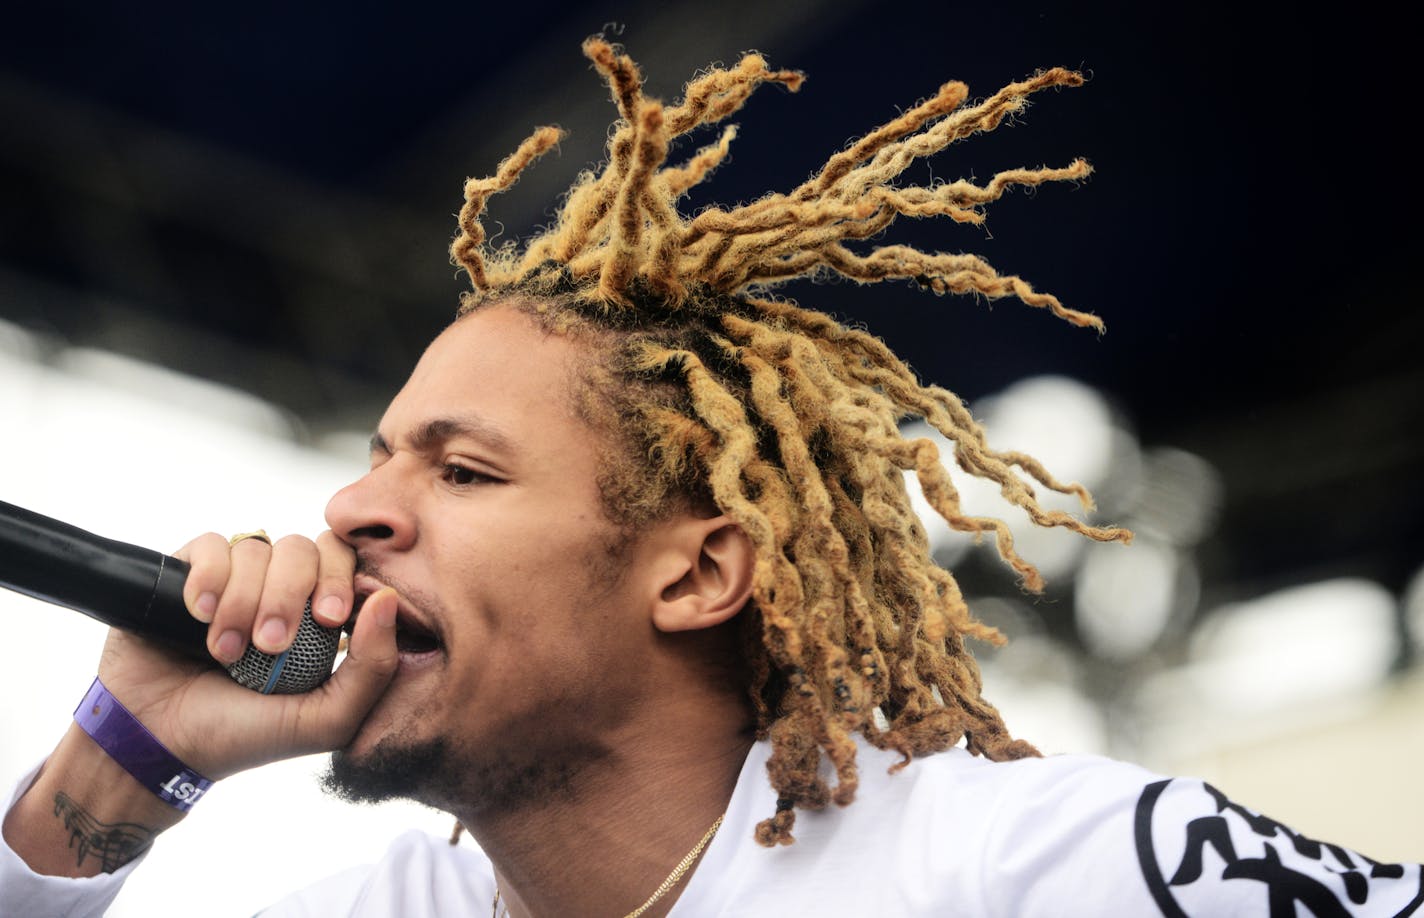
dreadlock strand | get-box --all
[879,400,1118,563]
[850,160,1095,227]
[897,436,1047,591]
[450,126,564,290]
[757,331,922,717]
[758,712,831,845]
[923,566,992,645]
[644,194,687,299]
[710,223,818,291]
[534,168,604,264]
[601,102,669,302]
[659,125,738,197]
[858,462,958,646]
[687,202,883,291]
[583,37,645,123]
[554,42,648,278]
[551,165,621,265]
[994,450,1095,511]
[846,67,1084,195]
[666,346,862,814]
[847,366,1090,524]
[868,187,986,224]
[748,251,825,283]
[956,271,1106,332]
[729,298,1030,797]
[737,342,882,716]
[682,197,876,264]
[693,200,806,261]
[794,79,969,201]
[719,204,897,290]
[661,61,739,136]
[744,299,1124,592]
[948,159,1093,205]
[663,53,802,138]
[810,243,1105,330]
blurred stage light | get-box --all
[1405,562,1424,657]
[1130,447,1222,547]
[0,316,39,363]
[1184,578,1397,716]
[1075,536,1198,660]
[978,375,1116,490]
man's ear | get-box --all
[648,516,755,633]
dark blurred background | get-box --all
[1,2,1419,645]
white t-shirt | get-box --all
[4,741,1421,916]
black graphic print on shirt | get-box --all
[1134,779,1423,917]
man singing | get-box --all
[3,37,1419,917]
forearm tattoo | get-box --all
[52,791,156,872]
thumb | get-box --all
[301,587,400,750]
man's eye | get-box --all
[442,464,487,486]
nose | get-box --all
[324,462,418,552]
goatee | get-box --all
[321,737,452,805]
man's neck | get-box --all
[461,700,754,918]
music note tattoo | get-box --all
[53,792,156,872]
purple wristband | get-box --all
[73,677,213,812]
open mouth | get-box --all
[395,615,442,655]
[347,592,445,659]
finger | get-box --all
[208,537,272,664]
[175,532,232,624]
[253,535,319,654]
[311,530,357,627]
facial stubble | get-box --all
[321,729,596,815]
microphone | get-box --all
[0,499,340,694]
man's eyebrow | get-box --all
[368,416,517,457]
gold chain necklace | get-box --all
[490,813,724,918]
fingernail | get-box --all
[194,592,218,622]
[317,595,344,624]
[258,618,288,652]
[216,629,245,663]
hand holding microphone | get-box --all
[0,512,401,876]
[0,509,402,879]
[0,499,401,781]
[183,528,348,694]
[0,500,339,693]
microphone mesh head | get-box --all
[227,603,341,694]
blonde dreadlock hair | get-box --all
[450,37,1131,846]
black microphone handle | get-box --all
[0,499,207,656]
[0,499,340,693]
